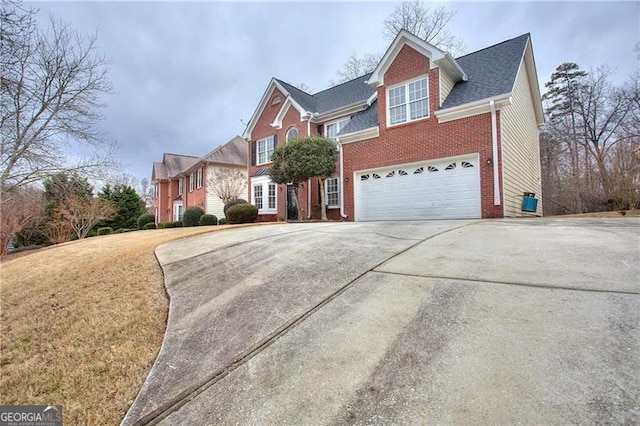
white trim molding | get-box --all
[435,94,513,123]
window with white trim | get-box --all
[154,183,159,199]
[286,127,298,141]
[387,76,429,126]
[325,177,340,208]
[325,118,350,140]
[174,204,183,221]
[178,177,183,195]
[196,168,203,189]
[252,177,277,213]
[189,173,195,192]
[257,135,276,165]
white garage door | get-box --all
[355,155,481,221]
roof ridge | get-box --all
[455,33,530,60]
[163,153,200,158]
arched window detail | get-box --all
[271,96,281,105]
[286,127,298,141]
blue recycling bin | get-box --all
[521,192,538,212]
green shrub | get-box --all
[137,213,155,229]
[114,228,126,234]
[223,199,247,216]
[199,214,217,226]
[226,204,258,224]
[183,207,204,227]
[86,229,98,238]
[143,222,157,230]
[97,227,113,235]
[158,221,183,229]
[218,217,228,225]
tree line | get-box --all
[541,63,639,214]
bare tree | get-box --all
[56,195,117,239]
[138,177,154,211]
[331,1,464,85]
[383,1,465,56]
[331,52,382,85]
[208,168,247,204]
[0,186,45,254]
[0,1,116,195]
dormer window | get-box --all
[387,75,429,126]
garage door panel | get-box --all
[356,156,481,221]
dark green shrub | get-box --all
[137,213,155,229]
[199,214,217,226]
[97,227,113,235]
[114,228,126,234]
[158,221,183,229]
[223,199,247,216]
[218,218,228,225]
[143,222,157,230]
[226,204,258,224]
[183,207,204,227]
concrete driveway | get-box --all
[122,218,640,425]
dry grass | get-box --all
[0,226,234,425]
[549,209,640,218]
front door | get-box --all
[286,184,298,221]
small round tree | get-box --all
[137,213,155,229]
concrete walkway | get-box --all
[122,219,640,425]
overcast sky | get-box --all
[29,1,639,186]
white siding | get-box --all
[500,60,543,217]
[205,165,249,219]
[439,70,456,107]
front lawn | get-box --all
[0,226,227,424]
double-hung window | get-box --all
[253,184,263,210]
[387,76,429,126]
[196,168,203,189]
[325,177,340,208]
[178,177,183,195]
[325,118,350,140]
[257,135,276,165]
[189,173,195,192]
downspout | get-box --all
[338,137,348,219]
[489,100,501,206]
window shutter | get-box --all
[273,134,278,147]
[251,141,256,166]
[317,125,323,136]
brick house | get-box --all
[243,30,544,221]
[152,136,247,223]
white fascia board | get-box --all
[366,92,378,106]
[271,96,307,129]
[366,30,448,88]
[435,94,513,123]
[338,126,379,144]
[313,102,368,123]
[523,39,544,126]
[244,78,291,140]
[435,53,467,82]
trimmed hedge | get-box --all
[143,222,157,230]
[226,204,258,224]
[223,199,247,216]
[97,227,113,235]
[183,207,204,227]
[199,214,217,226]
[137,213,155,229]
[158,221,183,229]
[218,218,228,225]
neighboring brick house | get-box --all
[243,30,544,221]
[152,136,248,223]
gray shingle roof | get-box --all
[277,74,375,115]
[441,33,529,109]
[202,135,247,167]
[161,153,200,178]
[338,100,378,135]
